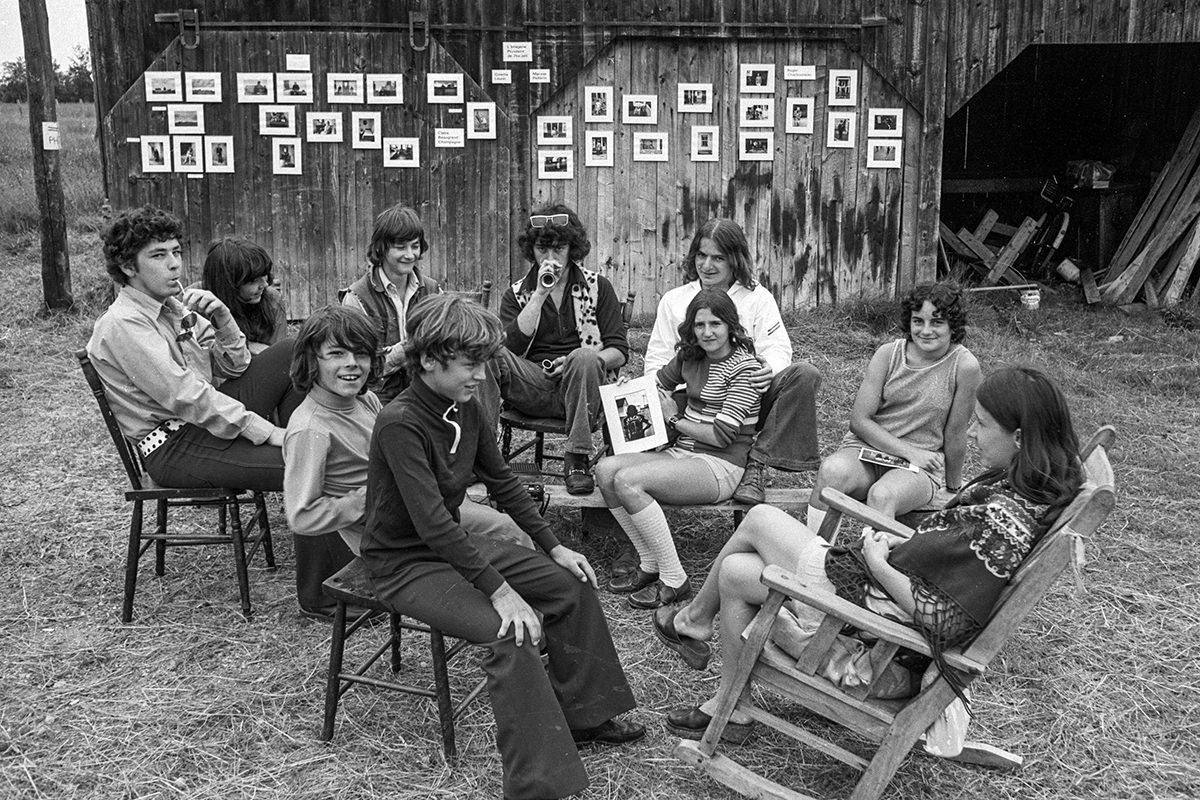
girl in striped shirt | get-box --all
[595,289,762,609]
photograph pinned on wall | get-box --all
[826,110,857,148]
[537,116,572,145]
[144,71,182,102]
[867,107,904,138]
[366,74,404,104]
[785,97,815,134]
[272,137,302,175]
[258,105,296,136]
[739,63,775,94]
[328,73,365,104]
[584,86,613,123]
[276,73,314,103]
[383,137,420,168]
[351,112,381,149]
[167,104,204,134]
[739,131,774,161]
[236,72,275,103]
[739,97,774,128]
[585,130,613,167]
[204,135,234,173]
[600,376,668,455]
[633,132,668,162]
[306,111,343,143]
[690,125,719,162]
[867,138,902,169]
[828,69,859,106]
[172,135,204,173]
[622,94,658,125]
[184,72,222,103]
[538,149,574,180]
[140,135,171,172]
[427,73,464,104]
[677,83,713,113]
[466,102,497,140]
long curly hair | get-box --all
[202,237,284,345]
[517,203,591,266]
[675,288,756,361]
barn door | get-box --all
[102,29,512,318]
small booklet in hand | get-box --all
[600,375,670,455]
[858,447,920,472]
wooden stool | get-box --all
[320,558,486,758]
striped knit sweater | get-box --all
[655,346,761,466]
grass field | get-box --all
[1,105,1199,800]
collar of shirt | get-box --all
[308,383,361,412]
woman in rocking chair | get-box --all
[651,366,1084,745]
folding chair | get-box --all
[320,558,487,758]
[76,350,275,622]
[677,426,1117,800]
[500,289,636,474]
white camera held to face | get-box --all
[538,260,561,288]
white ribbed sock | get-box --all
[609,506,655,573]
[806,504,828,536]
[630,502,687,588]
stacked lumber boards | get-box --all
[1102,104,1200,307]
[940,210,1037,286]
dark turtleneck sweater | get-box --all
[361,374,560,595]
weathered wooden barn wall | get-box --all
[530,37,918,311]
[102,30,511,316]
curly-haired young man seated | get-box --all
[475,204,629,494]
[361,294,644,800]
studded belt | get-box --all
[136,418,186,459]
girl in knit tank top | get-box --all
[806,283,981,534]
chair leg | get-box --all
[227,496,252,619]
[321,600,349,742]
[389,614,403,673]
[122,499,144,623]
[254,491,276,568]
[501,421,513,461]
[534,432,545,473]
[429,628,457,759]
[155,499,168,576]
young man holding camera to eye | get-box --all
[477,204,628,494]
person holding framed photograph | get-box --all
[594,289,761,609]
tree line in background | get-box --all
[0,45,94,103]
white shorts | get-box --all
[663,448,745,501]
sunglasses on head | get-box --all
[530,213,570,228]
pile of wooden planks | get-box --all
[1101,104,1200,307]
[940,210,1037,286]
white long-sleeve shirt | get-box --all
[643,280,794,379]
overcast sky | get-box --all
[1,0,91,66]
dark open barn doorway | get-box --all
[940,43,1200,281]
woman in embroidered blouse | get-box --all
[805,282,981,536]
[595,289,762,610]
[652,366,1084,742]
[200,238,288,354]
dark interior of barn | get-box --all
[939,42,1200,278]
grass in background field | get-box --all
[0,103,105,235]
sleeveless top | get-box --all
[841,339,967,460]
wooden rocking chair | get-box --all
[676,426,1117,800]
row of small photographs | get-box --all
[140,135,234,173]
[581,72,860,124]
[145,71,469,106]
[541,131,903,175]
[257,104,497,143]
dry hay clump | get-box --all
[2,230,1200,800]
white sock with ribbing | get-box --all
[609,506,655,573]
[630,502,687,588]
[806,504,828,535]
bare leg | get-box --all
[866,468,937,517]
[808,448,874,510]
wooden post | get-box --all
[19,0,74,311]
[912,0,950,287]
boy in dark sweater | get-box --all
[361,295,643,800]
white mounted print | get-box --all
[538,149,574,180]
[276,73,314,103]
[467,102,497,139]
[633,132,668,162]
[383,137,420,168]
[690,125,719,162]
[826,111,857,148]
[537,116,572,145]
[306,111,343,143]
[867,138,902,168]
[585,130,613,167]
[272,137,302,175]
[828,69,858,106]
[328,73,365,104]
[366,74,403,104]
[172,135,204,173]
[236,72,274,103]
[738,131,774,161]
[140,135,171,172]
[184,72,222,103]
[427,73,464,104]
[677,83,713,113]
[352,112,381,149]
[739,64,775,94]
[145,71,182,102]
[785,98,814,134]
[739,98,774,128]
[622,94,658,125]
[167,104,204,134]
[204,135,234,173]
[585,86,613,123]
[867,108,904,138]
[259,105,296,136]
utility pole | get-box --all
[20,0,74,311]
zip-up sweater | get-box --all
[361,374,560,596]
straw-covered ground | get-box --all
[2,106,1199,800]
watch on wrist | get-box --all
[667,414,681,431]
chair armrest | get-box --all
[759,564,985,675]
[819,488,917,539]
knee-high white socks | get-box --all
[806,504,828,537]
[609,503,687,588]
